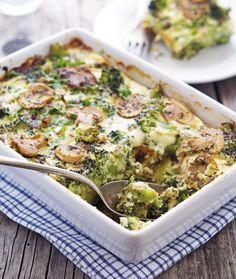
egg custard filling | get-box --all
[144,0,233,59]
[0,38,236,230]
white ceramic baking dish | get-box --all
[1,28,236,263]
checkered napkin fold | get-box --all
[0,168,236,279]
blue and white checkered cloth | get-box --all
[0,171,236,279]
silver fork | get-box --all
[124,26,150,58]
[124,0,150,57]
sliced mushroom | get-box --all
[162,98,193,124]
[179,0,209,19]
[188,128,224,153]
[19,83,54,109]
[74,106,105,126]
[12,134,47,157]
[117,94,143,118]
[59,67,96,88]
[180,154,211,187]
[55,143,87,164]
[28,115,52,129]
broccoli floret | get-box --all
[0,108,9,119]
[140,117,156,132]
[100,66,132,97]
[116,181,163,218]
[44,71,65,89]
[163,176,179,188]
[6,70,19,79]
[178,187,197,203]
[54,58,84,68]
[68,181,98,204]
[100,66,131,97]
[148,0,157,14]
[70,84,101,96]
[76,125,106,143]
[154,158,176,184]
[165,142,178,158]
[139,106,163,132]
[150,84,164,99]
[95,97,116,117]
[82,144,134,189]
[100,66,123,92]
[210,2,230,21]
[81,98,91,106]
[109,130,125,143]
[81,84,100,95]
[148,0,167,15]
[117,86,131,97]
[222,137,236,159]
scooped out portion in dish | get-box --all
[0,38,236,230]
[144,0,233,59]
[117,181,163,219]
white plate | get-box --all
[93,0,236,84]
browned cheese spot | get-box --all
[133,145,156,165]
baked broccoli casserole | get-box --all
[144,0,233,59]
[0,38,236,230]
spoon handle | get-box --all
[0,155,104,200]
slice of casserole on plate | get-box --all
[144,0,233,59]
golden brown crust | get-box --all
[66,38,92,51]
[14,55,44,73]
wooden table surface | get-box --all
[0,0,236,278]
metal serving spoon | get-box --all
[0,155,164,219]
